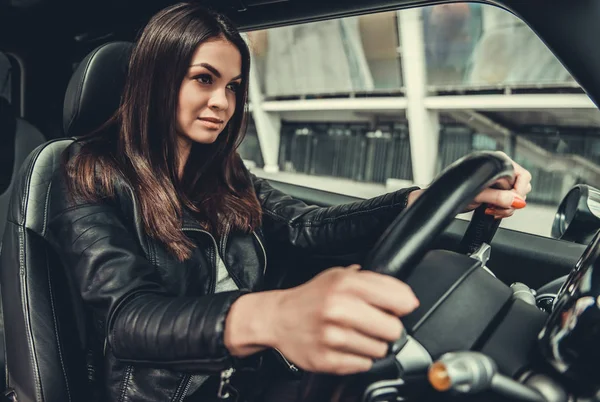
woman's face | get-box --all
[176,38,242,152]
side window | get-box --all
[241,4,600,238]
[0,52,12,102]
[0,51,23,114]
[238,116,264,170]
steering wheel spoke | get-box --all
[361,151,514,281]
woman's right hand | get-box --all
[269,265,419,375]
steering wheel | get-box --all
[298,151,516,402]
[362,151,513,279]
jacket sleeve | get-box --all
[45,197,246,373]
[251,174,420,255]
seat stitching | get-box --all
[41,180,52,237]
[46,253,73,402]
[18,218,44,400]
[13,139,73,400]
[17,147,46,400]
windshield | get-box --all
[239,3,600,238]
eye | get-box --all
[194,74,213,85]
[226,82,241,93]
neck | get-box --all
[177,139,192,179]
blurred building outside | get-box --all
[236,4,600,237]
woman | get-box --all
[47,3,531,401]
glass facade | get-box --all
[424,5,575,89]
[274,120,412,182]
[247,11,403,97]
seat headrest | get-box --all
[63,41,133,137]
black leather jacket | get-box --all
[45,147,418,402]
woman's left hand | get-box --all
[407,152,532,219]
[465,152,532,219]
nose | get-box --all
[208,88,229,111]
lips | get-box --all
[197,117,224,130]
[198,117,224,124]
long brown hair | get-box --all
[66,3,262,261]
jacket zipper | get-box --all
[119,365,134,402]
[176,364,237,400]
[273,348,298,372]
[252,232,268,275]
[182,227,221,293]
[179,229,270,397]
[178,374,214,401]
[217,226,245,289]
[182,227,259,291]
[220,223,230,262]
[176,375,192,402]
[217,367,236,399]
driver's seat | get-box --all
[0,41,132,402]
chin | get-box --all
[189,129,222,144]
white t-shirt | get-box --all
[214,252,239,293]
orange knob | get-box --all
[428,361,452,392]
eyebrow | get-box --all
[190,62,242,81]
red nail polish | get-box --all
[485,208,496,216]
[511,197,526,209]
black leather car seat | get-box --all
[0,41,132,402]
[0,52,46,397]
[0,100,47,240]
[0,53,47,242]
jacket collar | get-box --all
[181,208,205,231]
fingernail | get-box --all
[412,297,420,309]
[485,207,496,216]
[511,196,526,209]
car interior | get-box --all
[2,0,600,401]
